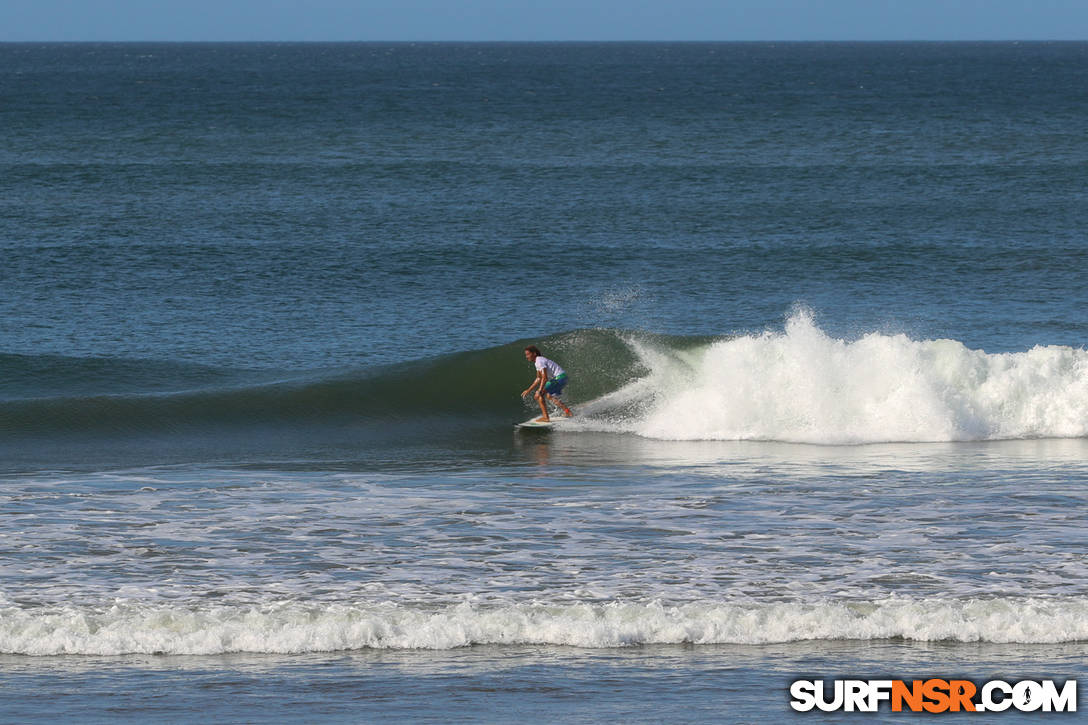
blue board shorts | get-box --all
[544,373,568,397]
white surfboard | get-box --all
[515,417,566,430]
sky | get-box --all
[1,0,1086,42]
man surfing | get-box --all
[521,345,573,422]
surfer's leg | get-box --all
[534,390,551,422]
[543,378,572,417]
[547,393,573,417]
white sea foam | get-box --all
[1,598,1085,656]
[585,311,1088,443]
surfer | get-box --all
[521,345,573,422]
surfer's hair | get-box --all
[524,345,541,356]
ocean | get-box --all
[1,41,1086,722]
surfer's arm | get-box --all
[522,369,546,397]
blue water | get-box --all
[1,42,1087,722]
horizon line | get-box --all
[2,38,1086,43]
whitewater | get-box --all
[3,436,1085,661]
[4,598,1087,656]
[575,311,1088,444]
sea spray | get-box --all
[584,311,1088,443]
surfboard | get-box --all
[515,418,563,430]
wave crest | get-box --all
[580,311,1088,443]
[2,597,1084,656]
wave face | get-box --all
[2,598,1084,656]
[0,333,625,436]
[580,311,1088,444]
[3,314,1087,444]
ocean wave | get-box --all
[577,310,1088,443]
[0,330,646,436]
[4,315,1087,443]
[1,598,1084,656]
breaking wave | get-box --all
[578,310,1088,443]
[2,597,1084,656]
[4,312,1087,444]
